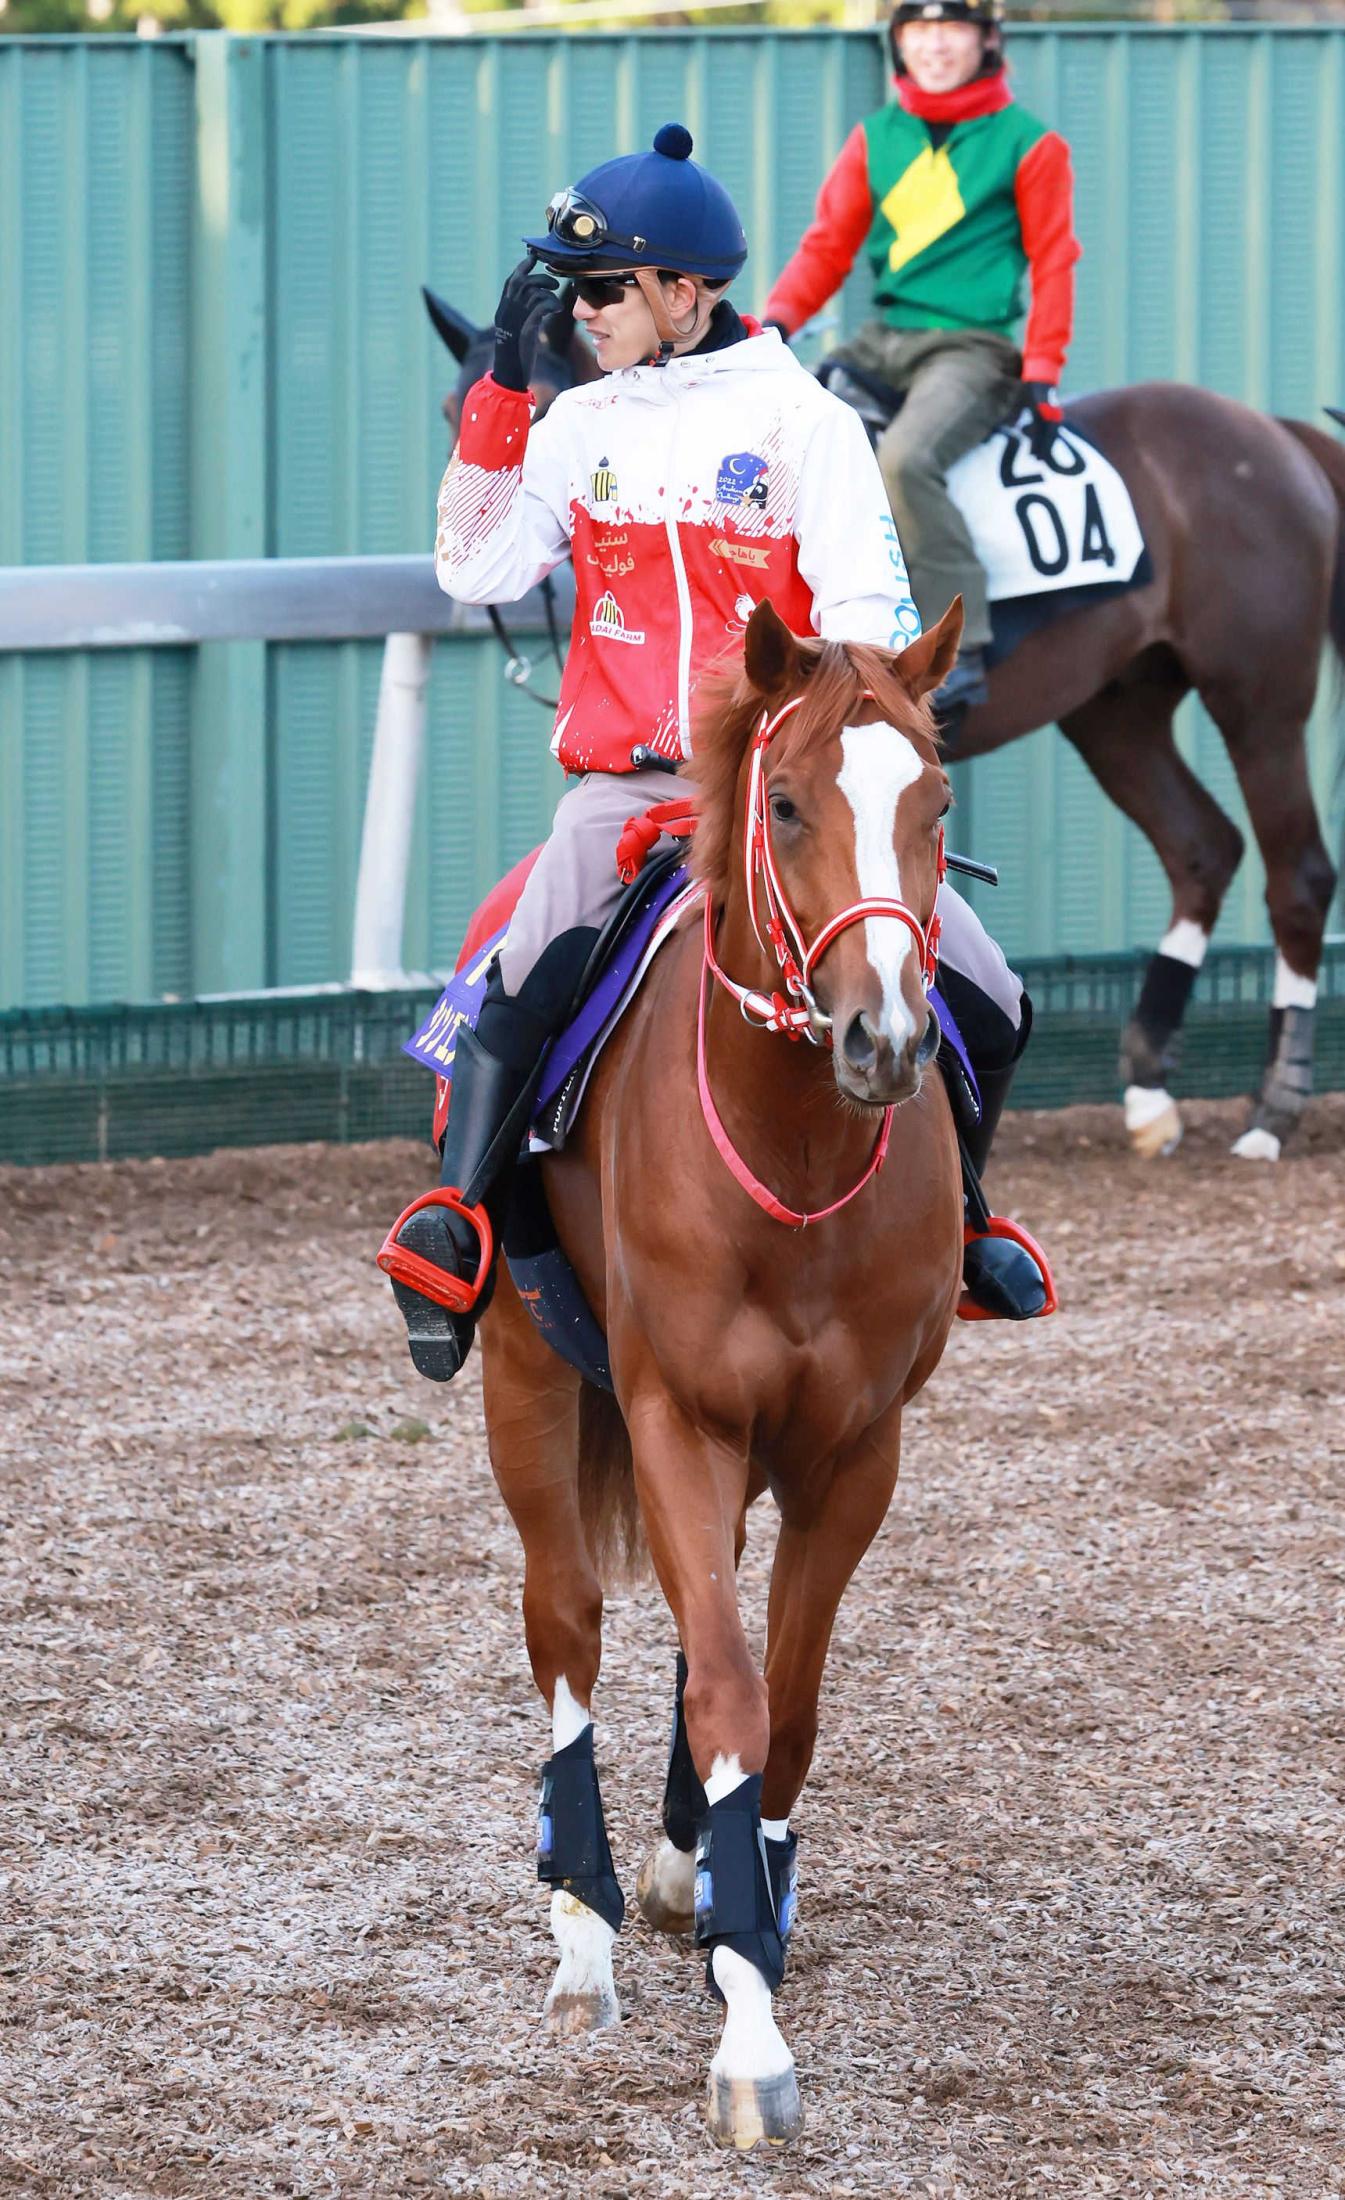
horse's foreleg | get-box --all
[759,1417,905,1951]
[1200,690,1337,1160]
[624,1388,799,2150]
[1060,679,1244,1158]
[480,1273,621,2036]
[637,1495,755,1938]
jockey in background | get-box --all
[380,125,1051,1387]
[763,0,1082,729]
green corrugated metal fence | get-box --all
[2,24,1344,1013]
[4,940,1343,1168]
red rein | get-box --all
[698,695,942,1229]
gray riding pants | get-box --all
[499,767,1022,1034]
[836,323,1023,651]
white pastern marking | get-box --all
[760,1816,789,1842]
[709,1946,795,2082]
[552,1676,590,1752]
[1232,1127,1283,1163]
[1158,919,1210,969]
[838,724,924,1046]
[1273,954,1317,1012]
[704,1753,747,1807]
[546,1890,619,2021]
[1124,1085,1178,1133]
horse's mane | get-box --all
[689,636,940,904]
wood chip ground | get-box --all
[2,1100,1342,2197]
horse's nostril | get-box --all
[916,1007,940,1067]
[842,1011,880,1074]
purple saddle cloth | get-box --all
[405,862,979,1134]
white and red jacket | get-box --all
[435,328,920,777]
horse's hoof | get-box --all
[1231,1126,1282,1162]
[543,1983,620,2037]
[705,2066,803,2151]
[636,1838,696,1936]
[1124,1084,1183,1159]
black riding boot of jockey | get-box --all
[379,931,597,1381]
[943,984,1055,1322]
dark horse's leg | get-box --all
[479,1266,622,2035]
[1059,659,1245,1157]
[1196,670,1337,1159]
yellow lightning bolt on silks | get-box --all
[880,146,966,274]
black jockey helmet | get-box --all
[522,122,748,287]
[889,0,1005,77]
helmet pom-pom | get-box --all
[653,122,694,161]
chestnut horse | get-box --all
[477,598,964,2149]
[428,289,1345,1160]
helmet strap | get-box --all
[633,268,712,366]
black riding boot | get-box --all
[380,934,595,1381]
[960,1040,1052,1322]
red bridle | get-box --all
[704,693,945,1044]
[698,693,946,1228]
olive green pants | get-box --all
[837,323,1022,650]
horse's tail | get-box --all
[1279,413,1345,681]
[577,1381,647,1584]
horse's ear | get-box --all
[422,285,481,365]
[894,597,964,700]
[743,598,803,698]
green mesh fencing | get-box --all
[1,945,1343,1168]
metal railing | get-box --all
[0,554,572,990]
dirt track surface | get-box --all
[2,1100,1343,2199]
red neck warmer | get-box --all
[894,71,1013,126]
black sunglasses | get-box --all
[571,272,643,310]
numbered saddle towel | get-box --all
[947,414,1149,668]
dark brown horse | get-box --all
[429,292,1345,1160]
[479,599,964,2149]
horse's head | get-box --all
[423,284,602,442]
[693,596,962,1109]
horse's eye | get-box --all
[769,793,799,826]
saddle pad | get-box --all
[948,414,1145,604]
[404,860,699,1141]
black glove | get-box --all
[492,256,561,393]
[1020,379,1063,461]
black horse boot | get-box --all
[959,1047,1055,1322]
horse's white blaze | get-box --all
[1273,954,1317,1011]
[545,1890,619,2023]
[709,1947,795,2082]
[1159,918,1210,968]
[838,724,925,1046]
[551,1675,589,1751]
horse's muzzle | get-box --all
[834,1004,935,1107]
